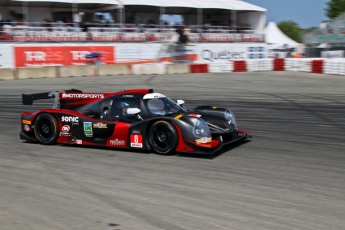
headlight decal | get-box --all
[225,109,237,129]
[192,118,212,139]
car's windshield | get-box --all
[146,97,185,116]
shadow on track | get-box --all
[20,139,251,159]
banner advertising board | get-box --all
[195,43,266,62]
[14,46,115,67]
[6,43,268,68]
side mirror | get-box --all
[127,108,141,115]
[177,100,185,106]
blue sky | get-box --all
[245,0,329,28]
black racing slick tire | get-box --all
[33,113,59,145]
[149,121,178,155]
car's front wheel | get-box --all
[34,113,59,145]
[149,121,178,155]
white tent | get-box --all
[265,22,300,48]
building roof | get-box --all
[4,0,266,11]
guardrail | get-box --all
[0,29,265,43]
[1,58,344,81]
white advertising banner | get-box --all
[0,45,15,68]
[321,50,344,58]
[195,43,267,63]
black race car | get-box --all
[20,88,251,155]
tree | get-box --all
[277,20,302,43]
[302,27,319,34]
[325,0,345,19]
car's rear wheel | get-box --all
[34,113,59,145]
[149,121,178,155]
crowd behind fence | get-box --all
[304,12,345,45]
[0,21,264,43]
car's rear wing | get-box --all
[22,89,82,108]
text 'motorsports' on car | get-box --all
[20,89,251,155]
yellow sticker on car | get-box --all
[174,114,183,120]
[196,137,212,144]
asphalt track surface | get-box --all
[0,71,345,230]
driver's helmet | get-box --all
[117,101,130,108]
[116,101,138,115]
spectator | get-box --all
[2,22,13,36]
[65,19,73,27]
[176,26,189,45]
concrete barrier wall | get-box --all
[323,59,345,75]
[166,64,190,74]
[0,68,15,80]
[98,64,129,76]
[285,58,313,72]
[247,59,273,72]
[16,66,58,80]
[4,59,345,81]
[58,65,94,78]
[131,63,166,75]
[208,62,233,73]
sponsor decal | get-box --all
[188,113,201,118]
[248,47,265,59]
[153,94,165,98]
[132,129,140,134]
[83,122,93,137]
[24,125,30,131]
[61,125,70,132]
[61,116,79,123]
[70,136,76,143]
[14,46,115,67]
[76,140,82,144]
[201,49,245,61]
[174,114,183,120]
[130,134,143,148]
[59,132,71,137]
[22,120,31,125]
[123,95,133,97]
[93,123,107,128]
[85,133,93,137]
[62,93,104,99]
[83,122,92,132]
[60,125,71,136]
[110,139,126,146]
[196,137,212,144]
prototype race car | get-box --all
[20,89,251,155]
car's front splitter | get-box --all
[182,131,251,155]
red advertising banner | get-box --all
[14,46,115,67]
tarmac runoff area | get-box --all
[0,71,345,230]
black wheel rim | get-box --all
[152,124,173,152]
[37,118,55,141]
